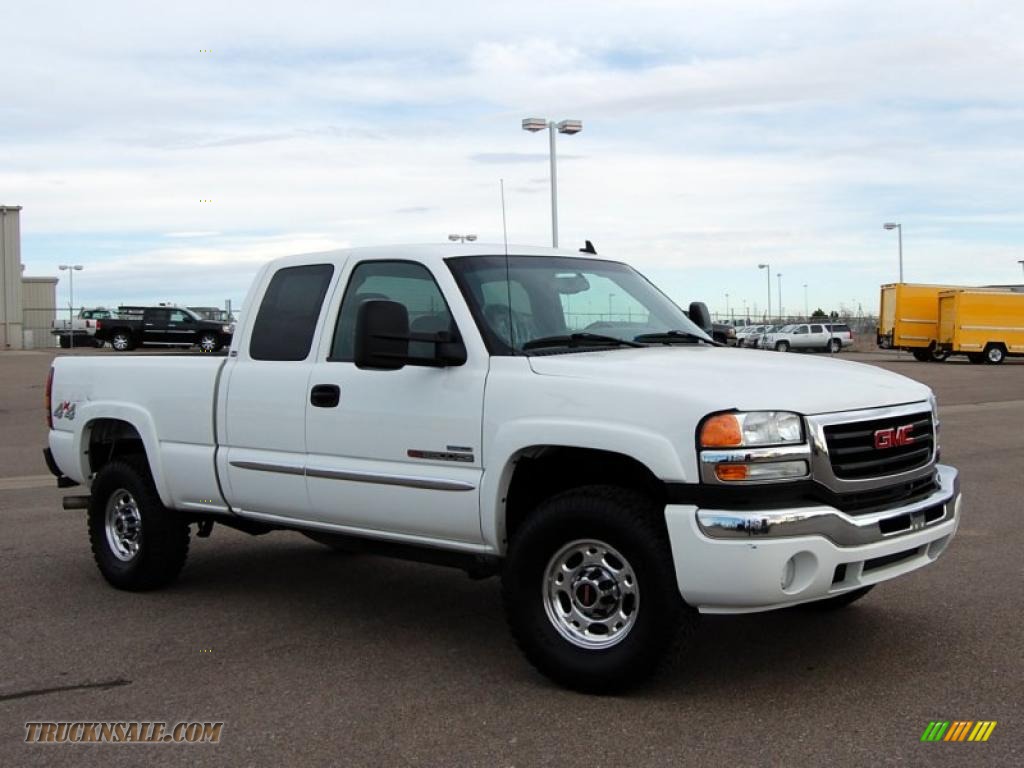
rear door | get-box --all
[221,261,340,521]
[808,323,827,348]
[143,309,170,344]
[303,259,487,544]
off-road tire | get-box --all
[502,485,697,694]
[88,459,190,591]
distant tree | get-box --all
[811,308,827,318]
[829,310,839,320]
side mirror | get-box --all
[354,300,467,370]
[687,301,713,333]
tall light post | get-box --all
[448,234,477,243]
[608,293,615,321]
[777,273,783,319]
[803,283,808,318]
[884,222,903,283]
[58,265,83,331]
[758,264,771,321]
[725,292,730,321]
[522,117,583,248]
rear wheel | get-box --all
[88,460,190,590]
[912,349,930,362]
[828,339,842,353]
[775,340,790,352]
[110,331,134,352]
[502,485,697,693]
[985,344,1006,364]
[930,347,949,362]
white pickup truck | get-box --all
[45,244,961,692]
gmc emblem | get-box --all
[874,424,915,450]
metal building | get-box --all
[1,206,59,349]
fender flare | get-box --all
[480,419,691,551]
[76,403,173,508]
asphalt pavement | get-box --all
[1,348,1021,767]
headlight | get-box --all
[700,411,803,448]
[222,324,234,334]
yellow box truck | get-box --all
[937,289,1024,364]
[877,283,959,361]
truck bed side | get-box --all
[48,355,228,513]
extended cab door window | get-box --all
[250,264,335,361]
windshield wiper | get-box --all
[633,330,720,346]
[522,333,644,351]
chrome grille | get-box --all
[823,411,933,480]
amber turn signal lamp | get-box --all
[714,464,749,481]
[700,413,742,447]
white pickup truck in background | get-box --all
[45,244,961,692]
[51,308,112,348]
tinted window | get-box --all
[169,310,192,323]
[146,309,169,325]
[793,325,808,334]
[831,324,851,333]
[810,324,823,333]
[250,264,334,361]
[331,261,455,361]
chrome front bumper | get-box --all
[696,464,958,547]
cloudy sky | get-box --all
[3,0,1024,318]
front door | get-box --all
[143,308,171,344]
[304,259,486,545]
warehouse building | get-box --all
[1,206,58,349]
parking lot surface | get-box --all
[1,348,1021,767]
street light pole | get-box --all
[725,292,730,320]
[758,264,771,321]
[777,273,783,319]
[523,117,583,248]
[58,264,83,329]
[803,283,808,318]
[884,222,903,282]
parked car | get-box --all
[764,323,851,353]
[51,308,112,348]
[45,244,960,693]
[95,305,233,352]
[736,324,769,347]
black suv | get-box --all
[95,306,234,352]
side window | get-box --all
[794,325,808,335]
[250,264,334,361]
[169,310,191,323]
[146,309,169,326]
[330,261,455,362]
[810,324,823,333]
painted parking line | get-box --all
[0,475,58,492]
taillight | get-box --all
[45,367,54,429]
[95,320,103,330]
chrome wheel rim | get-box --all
[543,539,639,649]
[105,488,142,561]
[987,348,1002,362]
[199,335,216,352]
[112,335,128,351]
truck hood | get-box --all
[527,346,932,415]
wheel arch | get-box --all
[78,408,172,507]
[484,442,676,554]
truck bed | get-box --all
[49,355,227,512]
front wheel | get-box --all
[775,341,790,352]
[502,486,697,693]
[197,333,221,353]
[88,459,190,590]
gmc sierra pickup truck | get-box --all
[45,244,961,692]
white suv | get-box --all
[766,323,850,353]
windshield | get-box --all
[447,255,711,354]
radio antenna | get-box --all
[500,179,515,351]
